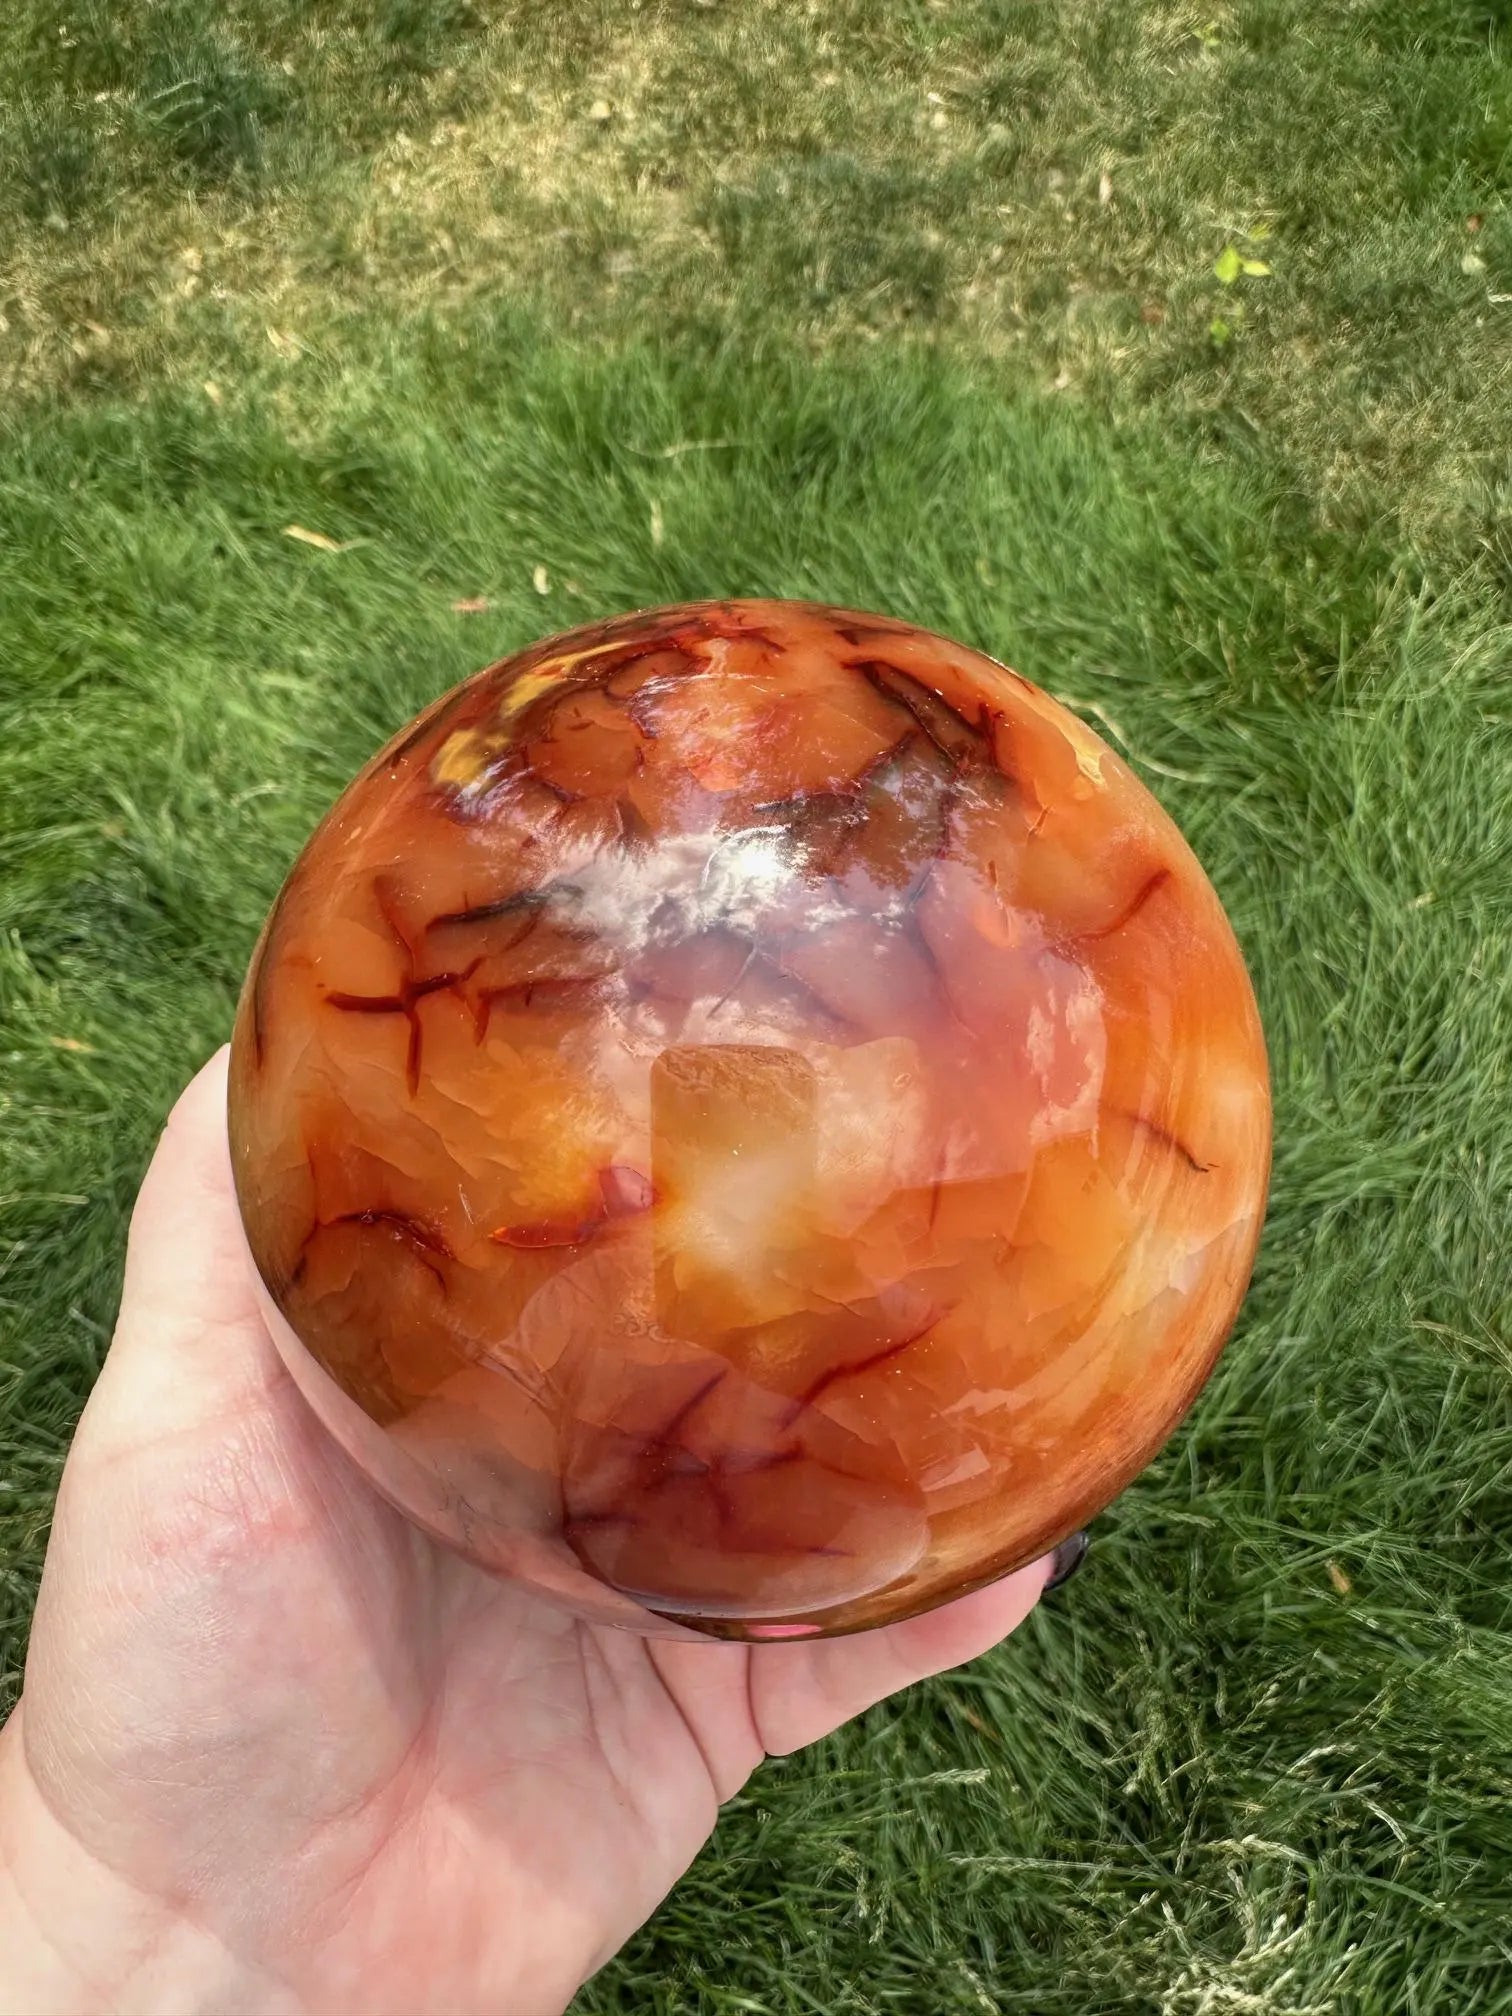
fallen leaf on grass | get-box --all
[635,437,740,460]
[1327,1561,1352,1596]
[533,564,551,594]
[451,596,491,614]
[1215,244,1272,283]
[283,525,351,553]
[50,1037,96,1054]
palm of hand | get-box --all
[13,1054,1048,2014]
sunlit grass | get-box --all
[3,1,1510,552]
[2,2,1510,2009]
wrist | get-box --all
[0,1710,295,2016]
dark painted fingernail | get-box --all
[1044,1531,1089,1592]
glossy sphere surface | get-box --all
[229,601,1270,1638]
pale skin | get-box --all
[0,1049,1055,2015]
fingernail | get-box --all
[1044,1531,1089,1592]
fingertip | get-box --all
[894,1555,1050,1671]
[158,1044,232,1151]
[119,1044,248,1331]
[132,1047,232,1212]
[87,1044,282,1447]
[1042,1531,1090,1593]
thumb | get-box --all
[749,1559,1053,1755]
[85,1045,287,1452]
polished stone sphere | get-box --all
[228,600,1270,1638]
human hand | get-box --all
[1,1049,1065,2015]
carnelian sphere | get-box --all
[228,600,1270,1639]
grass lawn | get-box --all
[2,2,1510,2009]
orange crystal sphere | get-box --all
[228,600,1270,1639]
